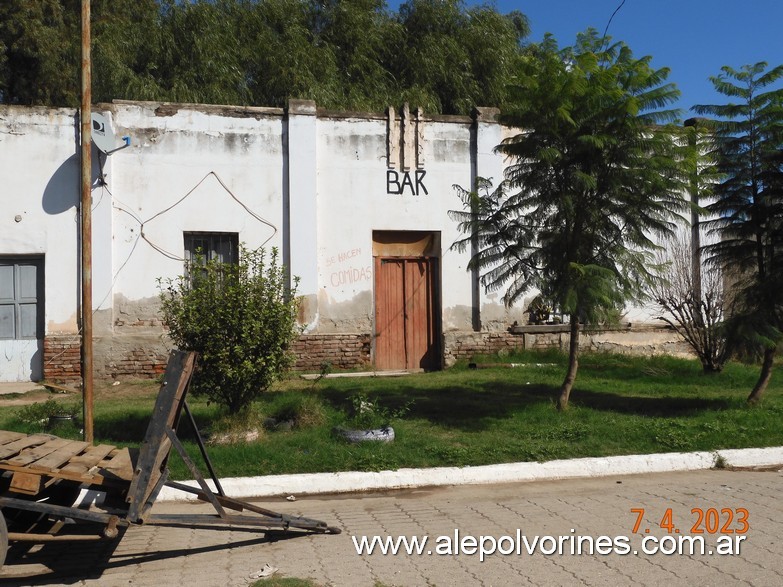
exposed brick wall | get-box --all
[45,333,372,381]
[445,332,532,364]
[45,327,687,381]
[292,333,372,371]
[44,335,169,382]
[105,347,169,378]
[444,326,689,366]
[43,335,82,383]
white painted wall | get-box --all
[315,116,382,332]
[0,107,81,380]
[314,114,477,333]
[287,100,319,314]
[0,107,81,330]
[0,102,542,379]
[0,100,681,380]
[107,103,285,307]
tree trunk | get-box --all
[558,314,580,411]
[747,346,776,404]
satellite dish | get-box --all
[90,113,131,155]
[91,112,115,154]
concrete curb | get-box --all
[155,446,783,502]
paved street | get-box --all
[2,468,781,586]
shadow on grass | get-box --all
[317,385,532,431]
[93,411,206,444]
[318,380,735,432]
[90,373,738,443]
[561,386,734,416]
[92,412,151,443]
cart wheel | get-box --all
[0,509,7,571]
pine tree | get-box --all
[693,62,783,404]
[451,31,686,409]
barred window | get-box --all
[184,232,238,266]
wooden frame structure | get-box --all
[0,350,339,571]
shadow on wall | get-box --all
[29,343,42,381]
[42,154,79,214]
[42,148,101,215]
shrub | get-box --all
[343,392,413,430]
[652,233,731,373]
[159,246,300,414]
[17,398,81,427]
[207,406,266,445]
[268,394,327,429]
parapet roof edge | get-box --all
[0,104,77,116]
[106,99,479,125]
[107,99,285,118]
[2,99,488,127]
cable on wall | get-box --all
[44,172,279,369]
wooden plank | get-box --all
[0,460,130,489]
[0,430,26,444]
[99,447,137,482]
[5,437,72,467]
[127,351,195,520]
[59,444,116,475]
[10,471,44,495]
[405,257,439,370]
[0,434,57,460]
[405,258,426,370]
[28,440,90,472]
[40,381,79,394]
[137,438,169,510]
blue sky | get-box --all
[510,0,783,114]
[395,1,783,116]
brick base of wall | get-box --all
[292,333,372,371]
[44,335,169,383]
[43,326,687,382]
[43,335,82,383]
[444,325,689,366]
[104,347,169,379]
[445,331,533,365]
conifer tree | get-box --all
[694,62,783,403]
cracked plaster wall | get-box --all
[2,101,673,380]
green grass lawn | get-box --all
[1,350,781,480]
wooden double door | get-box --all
[374,256,440,370]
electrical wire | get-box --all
[603,0,627,40]
[45,184,138,367]
[139,171,278,260]
[45,173,279,368]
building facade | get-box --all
[0,100,681,383]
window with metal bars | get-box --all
[183,232,239,283]
[184,232,238,265]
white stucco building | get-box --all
[0,100,681,383]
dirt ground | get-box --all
[0,378,160,407]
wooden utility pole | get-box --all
[684,118,703,301]
[80,0,94,443]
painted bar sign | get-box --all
[386,169,428,196]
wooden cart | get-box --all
[0,350,339,571]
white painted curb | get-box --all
[155,446,783,502]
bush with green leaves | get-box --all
[159,246,300,414]
[344,392,413,430]
[16,398,81,430]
